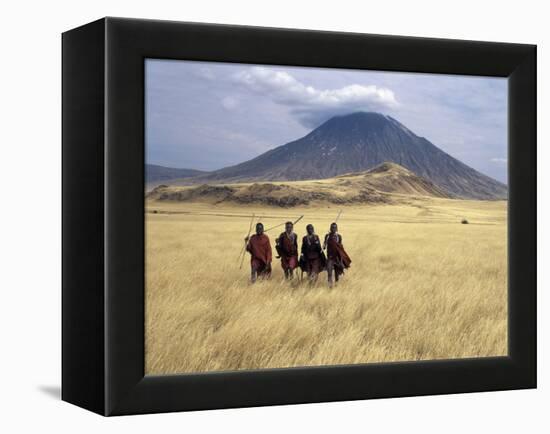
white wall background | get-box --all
[0,0,546,432]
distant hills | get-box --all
[146,164,207,184]
[147,112,507,200]
[147,162,452,207]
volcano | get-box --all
[180,112,507,200]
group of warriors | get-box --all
[245,221,352,287]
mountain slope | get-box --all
[189,112,507,200]
[147,162,452,207]
[146,164,207,183]
[339,162,451,198]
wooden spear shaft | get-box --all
[239,214,264,269]
[238,213,255,265]
[264,215,304,233]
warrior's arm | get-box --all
[315,235,323,253]
[323,234,328,250]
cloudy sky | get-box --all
[146,59,508,183]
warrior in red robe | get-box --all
[245,222,272,283]
[323,222,351,287]
[300,224,325,283]
[276,221,299,279]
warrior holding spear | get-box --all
[245,222,272,283]
[300,224,325,284]
[275,221,299,279]
[323,214,352,287]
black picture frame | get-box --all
[62,17,536,416]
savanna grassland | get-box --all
[145,195,507,375]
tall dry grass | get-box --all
[145,198,507,374]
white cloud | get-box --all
[490,157,508,164]
[233,66,398,128]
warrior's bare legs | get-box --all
[327,260,341,288]
[308,271,318,284]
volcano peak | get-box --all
[174,113,507,200]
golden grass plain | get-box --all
[145,197,507,375]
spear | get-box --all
[239,214,265,269]
[237,213,255,265]
[334,209,343,224]
[264,215,304,233]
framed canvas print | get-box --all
[62,17,536,416]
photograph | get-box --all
[144,59,508,375]
[0,0,542,427]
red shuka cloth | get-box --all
[326,234,352,268]
[247,234,272,266]
[279,232,298,255]
[278,232,298,270]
